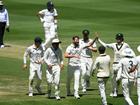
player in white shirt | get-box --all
[92,46,110,105]
[23,37,44,96]
[65,36,97,99]
[98,33,132,97]
[116,48,137,105]
[44,38,63,100]
[0,1,9,48]
[37,1,58,49]
[137,45,140,105]
[129,45,140,105]
[79,29,97,92]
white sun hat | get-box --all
[121,48,135,57]
[137,45,140,52]
[52,39,61,43]
[0,1,3,5]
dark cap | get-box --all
[115,33,124,40]
[82,29,90,35]
[34,37,42,44]
[47,1,54,11]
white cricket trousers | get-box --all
[97,77,108,105]
[29,63,42,93]
[137,78,140,105]
[46,65,61,96]
[122,78,134,105]
[111,63,120,93]
[43,23,56,48]
[81,57,93,90]
[67,64,81,96]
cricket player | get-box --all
[79,29,97,92]
[0,1,9,48]
[137,45,140,105]
[44,38,63,100]
[116,48,137,105]
[92,46,110,105]
[129,45,140,105]
[97,33,132,97]
[37,1,58,49]
[23,37,44,96]
[65,36,97,99]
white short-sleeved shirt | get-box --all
[39,8,57,24]
[23,44,44,64]
[136,56,140,78]
[117,57,137,79]
[44,47,63,65]
[93,54,110,77]
[66,44,86,66]
[79,39,96,58]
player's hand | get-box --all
[94,32,99,40]
[74,55,80,59]
[48,64,52,70]
[23,64,27,70]
[6,27,10,32]
[60,64,64,70]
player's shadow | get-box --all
[26,92,46,96]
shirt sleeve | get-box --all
[54,8,58,16]
[92,58,99,71]
[23,48,30,64]
[59,49,63,65]
[5,9,9,26]
[98,38,114,49]
[43,49,51,65]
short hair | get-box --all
[98,46,106,54]
[34,36,42,44]
[72,36,79,40]
[82,29,90,35]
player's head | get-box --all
[137,45,140,53]
[115,33,124,43]
[98,46,106,54]
[46,1,54,12]
[0,1,4,10]
[34,36,42,48]
[82,29,90,40]
[52,38,61,49]
[121,48,135,57]
[72,36,79,47]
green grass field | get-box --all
[0,0,140,105]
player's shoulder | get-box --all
[136,56,140,61]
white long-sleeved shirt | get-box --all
[98,39,132,62]
[79,39,96,58]
[136,56,140,78]
[116,57,137,80]
[44,47,63,66]
[39,8,57,26]
[66,44,86,66]
[92,54,110,78]
[0,8,9,26]
[23,44,44,64]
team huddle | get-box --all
[22,1,140,105]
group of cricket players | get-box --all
[22,1,140,105]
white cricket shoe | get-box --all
[29,93,33,96]
[55,96,61,100]
[74,94,80,99]
[110,92,117,97]
[82,89,86,93]
[0,45,4,48]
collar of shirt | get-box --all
[100,54,106,56]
